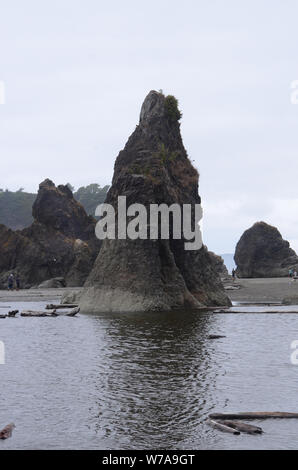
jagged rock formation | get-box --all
[0,180,100,288]
[235,221,298,278]
[208,251,229,278]
[77,90,230,312]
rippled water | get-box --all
[1,301,298,449]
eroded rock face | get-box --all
[32,179,95,240]
[79,90,230,312]
[0,180,100,288]
[235,221,298,278]
[208,251,229,278]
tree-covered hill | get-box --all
[0,188,36,230]
[73,184,110,216]
[0,184,109,230]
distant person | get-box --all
[7,273,14,290]
[232,269,236,281]
[15,274,21,291]
[289,269,293,278]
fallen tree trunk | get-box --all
[208,335,226,339]
[221,420,263,434]
[0,423,15,439]
[21,308,79,317]
[21,311,56,317]
[207,419,240,435]
[46,304,78,310]
[65,307,80,316]
[210,412,298,420]
[214,310,298,314]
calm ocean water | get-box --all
[0,301,298,450]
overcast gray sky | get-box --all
[1,0,298,254]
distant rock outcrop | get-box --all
[77,90,230,312]
[235,221,298,278]
[0,180,100,288]
[208,251,229,278]
[31,179,96,240]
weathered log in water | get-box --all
[207,419,240,435]
[51,307,80,316]
[0,423,15,439]
[20,307,79,317]
[208,335,226,339]
[0,314,6,319]
[46,304,78,310]
[214,310,298,314]
[8,310,18,317]
[210,412,298,420]
[21,310,56,317]
[221,420,263,434]
[65,307,80,316]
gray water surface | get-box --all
[1,301,298,450]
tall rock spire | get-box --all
[79,90,230,312]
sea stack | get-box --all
[0,179,100,288]
[78,90,230,312]
[234,221,298,278]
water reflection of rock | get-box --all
[90,311,223,449]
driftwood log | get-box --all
[65,307,80,316]
[21,310,56,317]
[220,420,263,434]
[0,423,15,439]
[209,412,298,420]
[208,411,298,435]
[207,419,240,435]
[8,310,18,317]
[208,335,226,339]
[21,307,80,317]
[0,314,6,319]
[46,304,78,310]
[214,310,298,314]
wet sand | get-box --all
[227,277,298,303]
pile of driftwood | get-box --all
[0,304,79,318]
[208,412,298,435]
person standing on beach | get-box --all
[15,274,21,291]
[232,268,236,281]
[289,268,293,278]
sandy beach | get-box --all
[227,277,298,303]
[0,287,81,304]
[0,279,297,307]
